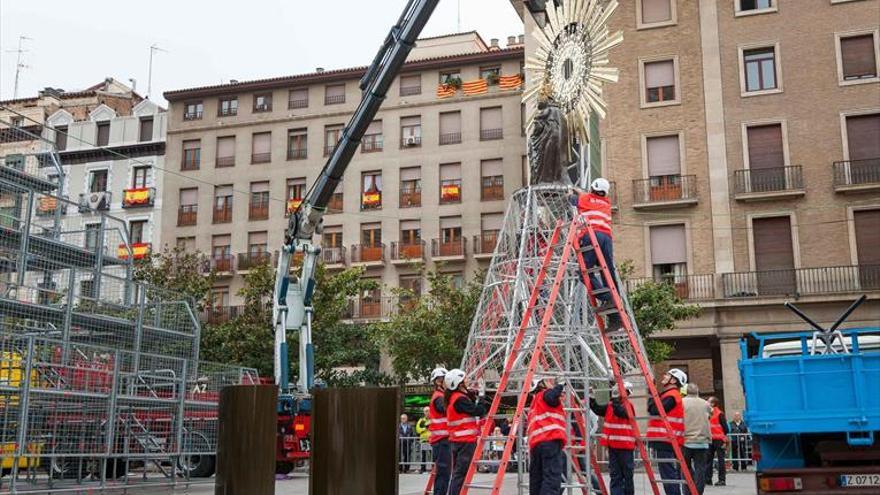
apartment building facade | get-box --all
[162,33,527,321]
[520,0,880,412]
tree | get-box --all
[133,246,214,310]
[372,270,483,384]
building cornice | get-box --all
[57,141,165,165]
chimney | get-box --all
[490,38,499,50]
[316,67,325,73]
[518,34,525,45]
[230,79,239,84]
[507,36,517,46]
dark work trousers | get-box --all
[431,439,451,495]
[448,441,476,495]
[529,440,564,495]
[651,442,682,495]
[705,440,726,484]
[683,447,709,495]
[609,448,635,495]
[580,232,617,303]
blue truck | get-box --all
[739,319,880,495]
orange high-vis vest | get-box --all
[527,389,567,450]
[646,388,685,445]
[600,401,636,451]
[710,406,728,442]
[576,192,613,238]
[428,390,448,444]
[447,391,480,444]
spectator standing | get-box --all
[706,397,729,486]
[416,406,432,473]
[682,384,712,495]
[729,411,749,471]
[399,413,414,473]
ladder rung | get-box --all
[590,287,611,296]
[465,483,494,489]
[578,244,595,253]
[584,266,605,274]
[653,479,689,484]
[596,306,619,316]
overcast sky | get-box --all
[0,0,523,106]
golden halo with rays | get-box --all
[524,0,624,146]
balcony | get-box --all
[632,175,698,209]
[401,135,422,148]
[288,99,308,109]
[122,187,156,208]
[213,206,232,224]
[178,205,197,226]
[361,135,383,153]
[625,274,716,301]
[351,243,385,266]
[288,148,307,160]
[721,265,880,299]
[324,144,337,157]
[200,305,244,325]
[78,191,112,212]
[400,188,421,208]
[400,85,421,96]
[327,193,344,213]
[432,238,466,261]
[209,254,235,275]
[251,152,271,164]
[183,111,203,121]
[473,232,498,260]
[343,296,395,322]
[216,156,235,168]
[480,128,503,141]
[237,251,272,271]
[440,180,462,204]
[481,176,504,201]
[439,132,462,145]
[391,241,426,264]
[734,166,804,201]
[833,158,880,192]
[325,94,345,105]
[321,246,346,267]
[249,201,269,221]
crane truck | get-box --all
[270,0,441,473]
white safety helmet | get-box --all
[430,367,448,384]
[667,368,688,386]
[444,368,466,391]
[590,178,611,195]
[529,377,545,393]
[611,380,634,398]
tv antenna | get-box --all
[7,35,33,99]
[147,43,168,99]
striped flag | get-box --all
[118,243,151,260]
[462,78,488,95]
[436,84,457,98]
[498,74,523,90]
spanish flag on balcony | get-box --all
[362,191,381,207]
[440,183,461,202]
[287,198,303,213]
[498,74,523,90]
[118,242,151,260]
[123,188,151,206]
[462,78,488,95]
[436,83,457,98]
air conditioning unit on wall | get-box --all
[404,136,419,147]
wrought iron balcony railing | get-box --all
[734,166,804,196]
[833,158,880,190]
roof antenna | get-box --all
[147,43,169,99]
[457,0,461,32]
[7,35,33,99]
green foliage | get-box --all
[133,246,214,310]
[372,270,483,384]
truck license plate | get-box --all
[840,474,880,487]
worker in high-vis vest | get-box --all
[590,380,636,495]
[570,178,622,331]
[527,378,567,495]
[428,367,451,495]
[444,368,488,495]
[706,396,729,487]
[646,368,688,495]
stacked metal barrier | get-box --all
[0,123,258,492]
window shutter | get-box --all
[326,84,345,97]
[646,135,681,176]
[440,216,462,229]
[216,185,233,197]
[183,139,200,150]
[440,112,461,134]
[480,107,502,130]
[747,124,785,170]
[366,121,382,135]
[251,181,269,193]
[400,116,420,127]
[649,225,687,265]
[846,114,880,161]
[854,210,880,265]
[139,118,153,141]
[290,88,308,101]
[401,74,420,88]
[249,231,268,245]
[481,159,503,177]
[213,234,231,247]
[180,188,197,205]
[217,136,235,158]
[253,133,271,154]
[324,225,342,234]
[440,163,461,180]
[400,220,420,231]
[753,217,794,271]
[481,213,503,231]
[841,35,877,78]
[400,167,421,181]
[642,0,672,23]
[645,60,674,88]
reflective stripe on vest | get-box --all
[646,389,685,445]
[447,392,479,443]
[600,402,636,450]
[527,389,567,449]
[428,390,448,443]
[576,192,613,238]
[710,407,728,442]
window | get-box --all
[400,74,421,96]
[853,210,880,289]
[213,185,233,224]
[438,216,463,256]
[89,169,108,193]
[96,121,110,146]
[480,107,503,140]
[182,140,201,170]
[643,134,683,202]
[737,0,773,13]
[216,136,236,167]
[219,97,238,116]
[439,111,462,145]
[80,279,96,299]
[361,172,382,210]
[176,236,195,251]
[399,275,422,302]
[440,163,462,204]
[639,0,674,26]
[250,181,270,220]
[210,287,230,308]
[251,132,271,163]
[324,124,343,156]
[184,102,203,120]
[325,84,345,105]
[400,116,421,148]
[752,216,796,295]
[400,167,421,207]
[480,66,501,85]
[247,231,269,257]
[328,181,344,213]
[323,226,343,248]
[400,220,422,246]
[287,128,308,159]
[360,224,383,261]
[289,88,308,109]
[839,33,879,81]
[481,159,504,201]
[440,70,461,84]
[478,213,503,254]
[649,225,687,285]
[132,166,150,188]
[138,117,153,142]
[745,123,787,192]
[129,220,147,245]
[743,47,778,93]
[54,125,67,151]
[211,235,233,271]
[253,93,272,112]
[845,113,880,161]
[286,178,306,216]
[84,223,101,251]
[362,121,383,152]
[643,59,677,104]
[178,188,198,226]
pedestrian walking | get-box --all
[416,406,432,473]
[590,380,636,495]
[428,367,451,495]
[706,397,729,486]
[527,378,567,495]
[399,413,415,473]
[647,368,687,495]
[682,384,712,495]
[729,411,749,471]
[445,368,488,495]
